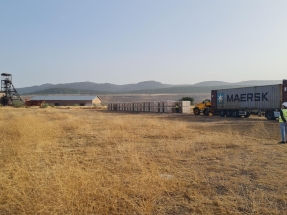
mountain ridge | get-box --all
[18,80,282,95]
[18,81,175,94]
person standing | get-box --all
[175,105,179,113]
[278,102,287,144]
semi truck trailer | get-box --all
[199,80,287,120]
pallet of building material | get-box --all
[182,106,191,113]
[141,102,145,111]
[164,106,173,113]
[137,103,142,111]
[164,100,176,107]
[147,103,151,112]
[149,101,156,108]
[138,102,143,111]
[144,104,149,112]
[112,103,118,111]
[171,107,177,113]
[143,102,149,112]
[179,101,190,107]
[135,102,140,111]
[152,101,159,112]
[149,105,157,113]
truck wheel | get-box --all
[232,110,238,117]
[193,107,200,115]
[266,111,275,120]
[226,110,232,117]
[203,108,209,116]
[244,112,250,118]
[219,110,225,117]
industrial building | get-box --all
[30,95,101,106]
[1,73,23,106]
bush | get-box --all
[179,97,194,105]
[92,104,106,109]
[13,100,25,108]
[39,103,49,108]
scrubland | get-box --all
[0,107,287,215]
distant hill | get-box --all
[23,85,251,95]
[18,83,55,94]
[24,88,109,95]
[235,80,281,86]
[192,81,230,86]
[193,80,281,86]
[18,81,174,94]
[18,80,283,95]
[125,85,252,94]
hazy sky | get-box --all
[1,0,287,87]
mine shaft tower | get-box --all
[1,73,23,105]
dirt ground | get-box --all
[103,109,273,124]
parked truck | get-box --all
[193,80,287,120]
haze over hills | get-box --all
[18,80,282,95]
[236,80,282,86]
[193,80,282,86]
[18,81,175,94]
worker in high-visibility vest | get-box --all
[278,102,287,144]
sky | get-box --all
[0,0,287,88]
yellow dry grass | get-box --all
[0,108,287,214]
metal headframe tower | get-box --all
[1,73,23,105]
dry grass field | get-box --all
[1,107,287,215]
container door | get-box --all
[211,90,217,110]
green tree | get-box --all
[179,97,194,105]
